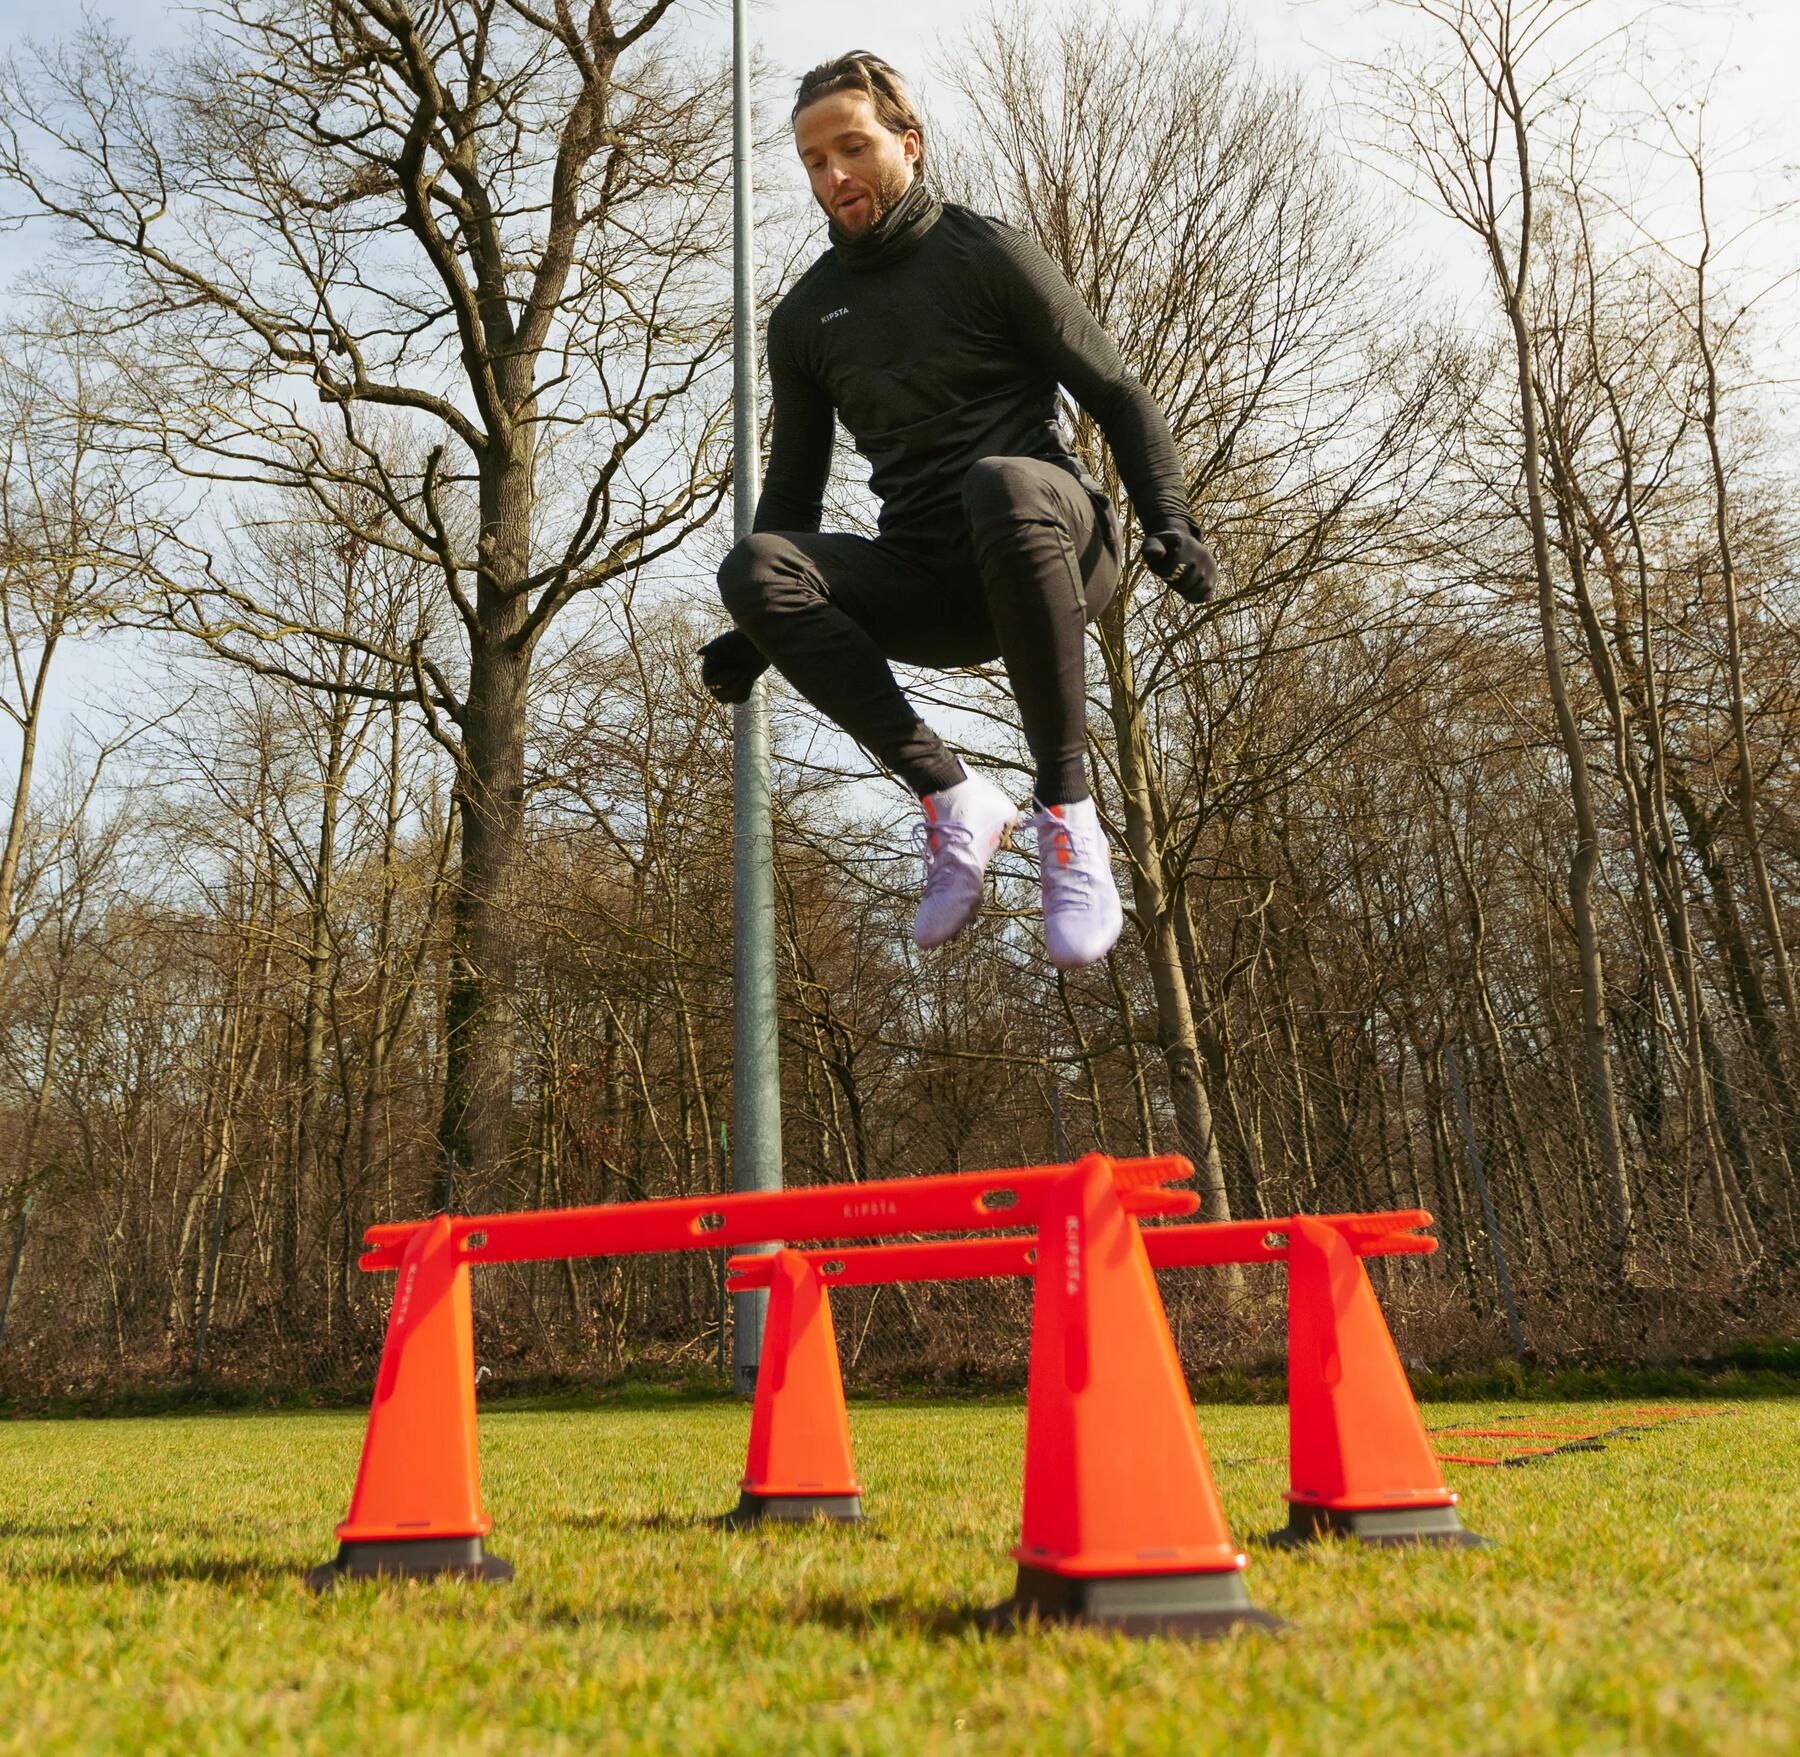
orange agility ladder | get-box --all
[1431,1405,1718,1467]
[306,1215,512,1590]
[1268,1216,1483,1548]
[729,1250,863,1525]
[993,1155,1281,1637]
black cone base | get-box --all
[305,1534,514,1592]
[985,1564,1286,1639]
[1265,1502,1488,1549]
[727,1490,864,1528]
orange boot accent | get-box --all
[993,1156,1281,1637]
[729,1250,863,1525]
[307,1214,511,1589]
[1270,1216,1486,1548]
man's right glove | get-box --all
[1139,523,1218,605]
[697,627,770,705]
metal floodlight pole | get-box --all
[730,0,783,1398]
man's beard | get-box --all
[835,161,913,234]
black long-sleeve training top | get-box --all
[754,186,1191,540]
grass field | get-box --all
[1,1395,1794,1754]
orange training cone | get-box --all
[1269,1215,1485,1548]
[307,1214,512,1589]
[729,1249,863,1524]
[993,1154,1281,1637]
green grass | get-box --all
[0,1399,1794,1754]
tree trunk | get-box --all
[1692,184,1800,1034]
[0,628,57,960]
[1103,946,1159,1156]
[1490,66,1633,1273]
[435,448,535,1209]
[1099,600,1233,1227]
[287,699,347,1318]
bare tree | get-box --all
[1357,0,1637,1273]
[0,763,130,1348]
[943,3,1455,1226]
[0,326,146,963]
[0,1,737,1202]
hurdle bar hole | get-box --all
[979,1187,1019,1212]
[695,1211,725,1232]
[1025,1246,1038,1263]
[1263,1231,1288,1251]
[822,1260,845,1276]
[465,1231,488,1250]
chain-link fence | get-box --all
[3,1004,1790,1407]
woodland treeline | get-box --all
[0,1,1793,1394]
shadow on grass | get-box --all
[556,1507,729,1534]
[391,1588,979,1637]
[554,1505,893,1540]
[800,1592,992,1638]
[519,1594,676,1631]
[0,1517,249,1543]
[8,1550,289,1587]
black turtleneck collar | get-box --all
[828,178,942,272]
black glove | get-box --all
[1139,523,1217,605]
[697,627,769,705]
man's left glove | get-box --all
[1139,523,1218,605]
[698,627,770,705]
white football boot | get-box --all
[911,773,1021,950]
[1027,797,1124,969]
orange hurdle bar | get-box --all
[718,1161,1278,1633]
[725,1211,1437,1292]
[356,1153,1199,1273]
[990,1154,1281,1636]
[306,1216,512,1590]
[1270,1215,1482,1548]
[727,1250,865,1526]
[312,1153,1198,1591]
[729,1208,1484,1551]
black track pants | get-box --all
[716,456,1120,801]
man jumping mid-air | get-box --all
[702,52,1215,969]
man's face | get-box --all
[794,89,919,236]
